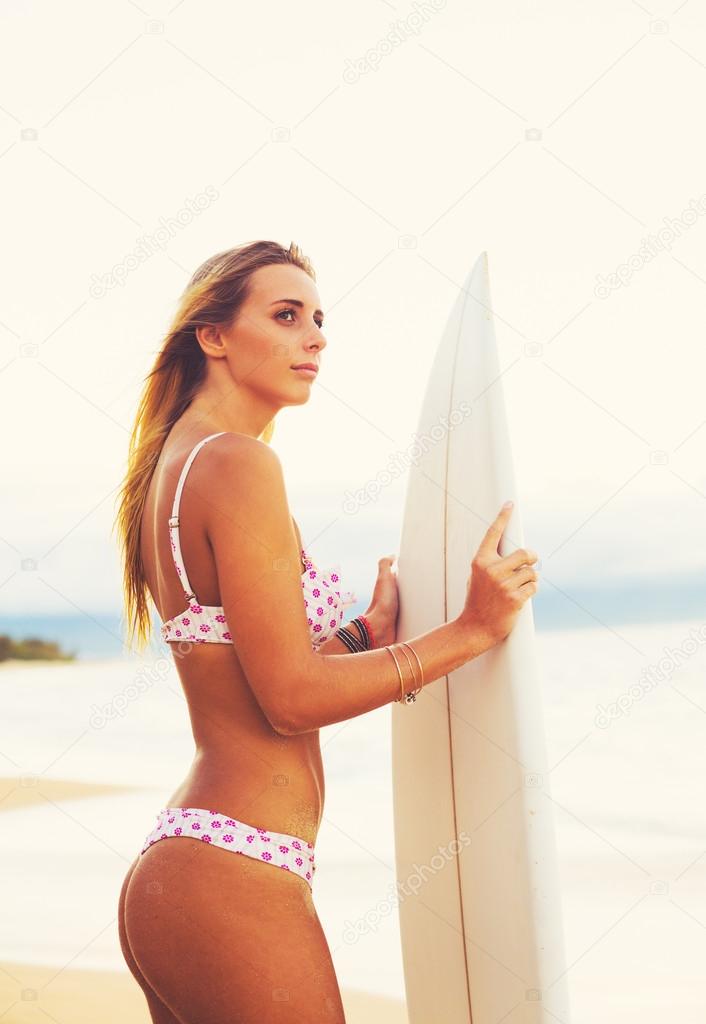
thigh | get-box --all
[124,837,346,1024]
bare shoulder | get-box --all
[207,431,281,469]
[203,432,284,498]
[201,431,292,557]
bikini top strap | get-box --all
[168,432,228,601]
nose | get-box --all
[305,326,326,353]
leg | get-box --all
[118,856,183,1023]
[124,837,346,1023]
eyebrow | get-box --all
[270,298,324,319]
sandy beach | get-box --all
[3,620,706,1022]
[0,775,141,813]
[0,756,410,1019]
[0,960,409,1024]
[0,771,408,1022]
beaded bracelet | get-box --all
[356,614,375,648]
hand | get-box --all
[362,554,399,649]
[459,503,539,646]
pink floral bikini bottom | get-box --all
[140,806,317,890]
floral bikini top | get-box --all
[159,432,357,651]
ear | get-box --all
[195,323,226,357]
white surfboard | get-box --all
[391,252,571,1023]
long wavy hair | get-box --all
[113,239,316,653]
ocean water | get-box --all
[1,569,704,662]
[1,616,705,1019]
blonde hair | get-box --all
[113,240,316,652]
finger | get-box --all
[476,502,514,559]
[499,547,539,573]
[507,565,538,587]
[517,577,538,596]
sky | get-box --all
[1,0,704,623]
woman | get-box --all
[115,239,539,1022]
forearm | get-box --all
[285,616,496,735]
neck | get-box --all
[185,387,278,441]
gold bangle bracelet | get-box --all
[398,641,424,691]
[390,645,408,702]
[396,643,419,691]
[387,642,421,704]
[395,640,423,703]
[383,644,405,702]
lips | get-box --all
[291,363,318,373]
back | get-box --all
[136,429,343,843]
[140,430,356,738]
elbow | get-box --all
[258,651,321,737]
[270,713,299,737]
[269,685,318,738]
[266,683,306,737]
[270,701,313,737]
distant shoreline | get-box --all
[0,633,76,664]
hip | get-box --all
[140,805,317,890]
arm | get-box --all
[311,546,399,656]
[293,617,492,733]
[205,435,496,736]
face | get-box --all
[205,263,328,409]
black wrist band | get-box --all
[351,617,370,650]
[336,625,366,653]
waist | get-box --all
[166,752,324,846]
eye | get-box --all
[276,308,324,329]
